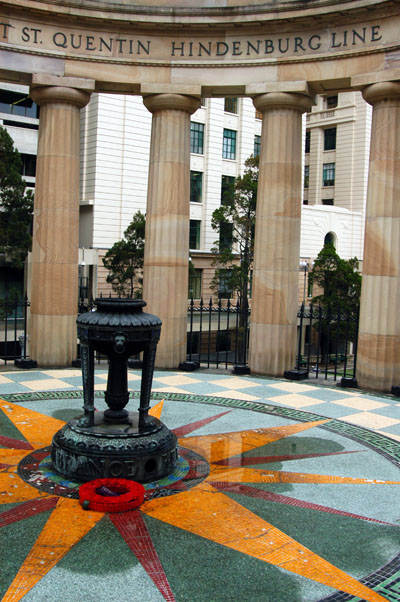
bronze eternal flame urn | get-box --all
[51,298,177,483]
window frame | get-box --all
[326,95,338,109]
[304,165,309,188]
[305,131,310,154]
[189,219,201,250]
[218,269,233,299]
[188,268,202,299]
[324,127,337,151]
[190,122,204,155]
[222,128,237,160]
[190,171,203,203]
[224,98,238,114]
[322,163,335,187]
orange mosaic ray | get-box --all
[1,497,103,602]
[149,399,164,420]
[0,449,29,465]
[0,472,50,504]
[182,419,330,464]
[0,399,65,448]
[142,482,388,602]
[208,465,400,485]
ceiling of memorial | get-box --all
[0,0,396,26]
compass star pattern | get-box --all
[1,393,400,602]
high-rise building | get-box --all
[0,86,371,302]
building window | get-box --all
[324,127,336,151]
[188,268,202,299]
[218,269,233,299]
[255,110,262,120]
[200,98,206,107]
[305,131,310,153]
[322,163,335,187]
[322,198,334,206]
[221,175,235,205]
[190,122,204,154]
[224,98,238,114]
[222,129,237,160]
[20,154,37,178]
[189,220,201,250]
[303,199,309,205]
[254,135,261,157]
[190,171,203,203]
[0,90,39,119]
[304,165,309,188]
[326,95,338,109]
[219,222,233,251]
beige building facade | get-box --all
[1,0,400,391]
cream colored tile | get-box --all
[94,383,106,391]
[268,393,323,408]
[150,386,191,394]
[95,373,109,381]
[267,382,319,393]
[0,375,14,384]
[41,369,82,378]
[210,389,261,401]
[340,412,400,430]
[127,373,141,381]
[153,375,200,386]
[19,379,74,391]
[209,377,261,390]
[376,430,400,442]
[327,388,362,397]
[332,397,389,411]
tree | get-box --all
[308,243,362,357]
[308,243,361,316]
[210,155,258,309]
[102,211,145,298]
[0,126,34,269]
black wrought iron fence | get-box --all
[285,303,359,386]
[0,294,36,367]
[184,297,250,371]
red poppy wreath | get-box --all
[79,478,145,513]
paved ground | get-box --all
[1,367,400,602]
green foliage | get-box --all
[309,243,361,314]
[0,126,34,268]
[308,243,361,342]
[210,155,258,306]
[102,211,145,298]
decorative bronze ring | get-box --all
[79,478,145,512]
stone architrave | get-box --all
[249,91,312,376]
[142,93,201,368]
[29,82,92,366]
[357,81,400,392]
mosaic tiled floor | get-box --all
[1,368,400,601]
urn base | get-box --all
[51,411,177,483]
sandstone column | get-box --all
[357,81,400,392]
[142,93,201,368]
[249,92,312,375]
[29,81,92,366]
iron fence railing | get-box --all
[285,303,359,385]
[184,297,250,371]
[0,294,36,366]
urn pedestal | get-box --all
[51,298,177,483]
